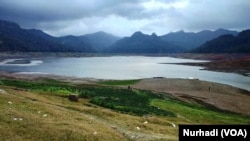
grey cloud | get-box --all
[0,0,94,21]
[181,0,250,31]
[0,0,146,21]
[0,0,176,23]
[0,0,249,36]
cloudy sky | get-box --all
[0,0,249,37]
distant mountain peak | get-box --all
[151,32,157,37]
[81,30,120,51]
[216,28,227,31]
[197,29,212,34]
[0,19,21,29]
[96,31,106,34]
[93,31,109,35]
[214,28,237,34]
[132,31,144,36]
[176,30,185,33]
[131,31,147,39]
[238,29,250,36]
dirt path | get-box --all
[132,78,250,115]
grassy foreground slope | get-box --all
[0,78,249,141]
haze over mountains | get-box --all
[0,20,249,53]
[81,31,121,52]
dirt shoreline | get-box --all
[170,53,250,76]
[0,72,249,115]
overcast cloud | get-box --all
[0,0,249,36]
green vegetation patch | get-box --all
[0,78,175,116]
[98,79,140,85]
[1,79,76,95]
[0,80,3,85]
[151,99,250,124]
[80,87,175,116]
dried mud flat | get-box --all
[132,78,250,115]
[1,72,250,115]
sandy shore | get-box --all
[1,72,249,115]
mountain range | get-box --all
[1,19,249,53]
[0,20,95,52]
[106,32,184,53]
[160,29,238,50]
[193,29,250,53]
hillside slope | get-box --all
[160,29,238,51]
[81,31,120,52]
[193,29,250,53]
[0,20,95,52]
[106,32,184,53]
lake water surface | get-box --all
[0,56,249,91]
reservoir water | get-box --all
[0,56,249,91]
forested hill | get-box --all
[160,29,238,50]
[0,20,95,52]
[193,29,250,53]
[105,31,184,53]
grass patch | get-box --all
[84,88,175,116]
[78,86,175,116]
[1,79,76,95]
[151,99,250,124]
[1,79,175,116]
[98,79,140,85]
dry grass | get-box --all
[0,86,177,141]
